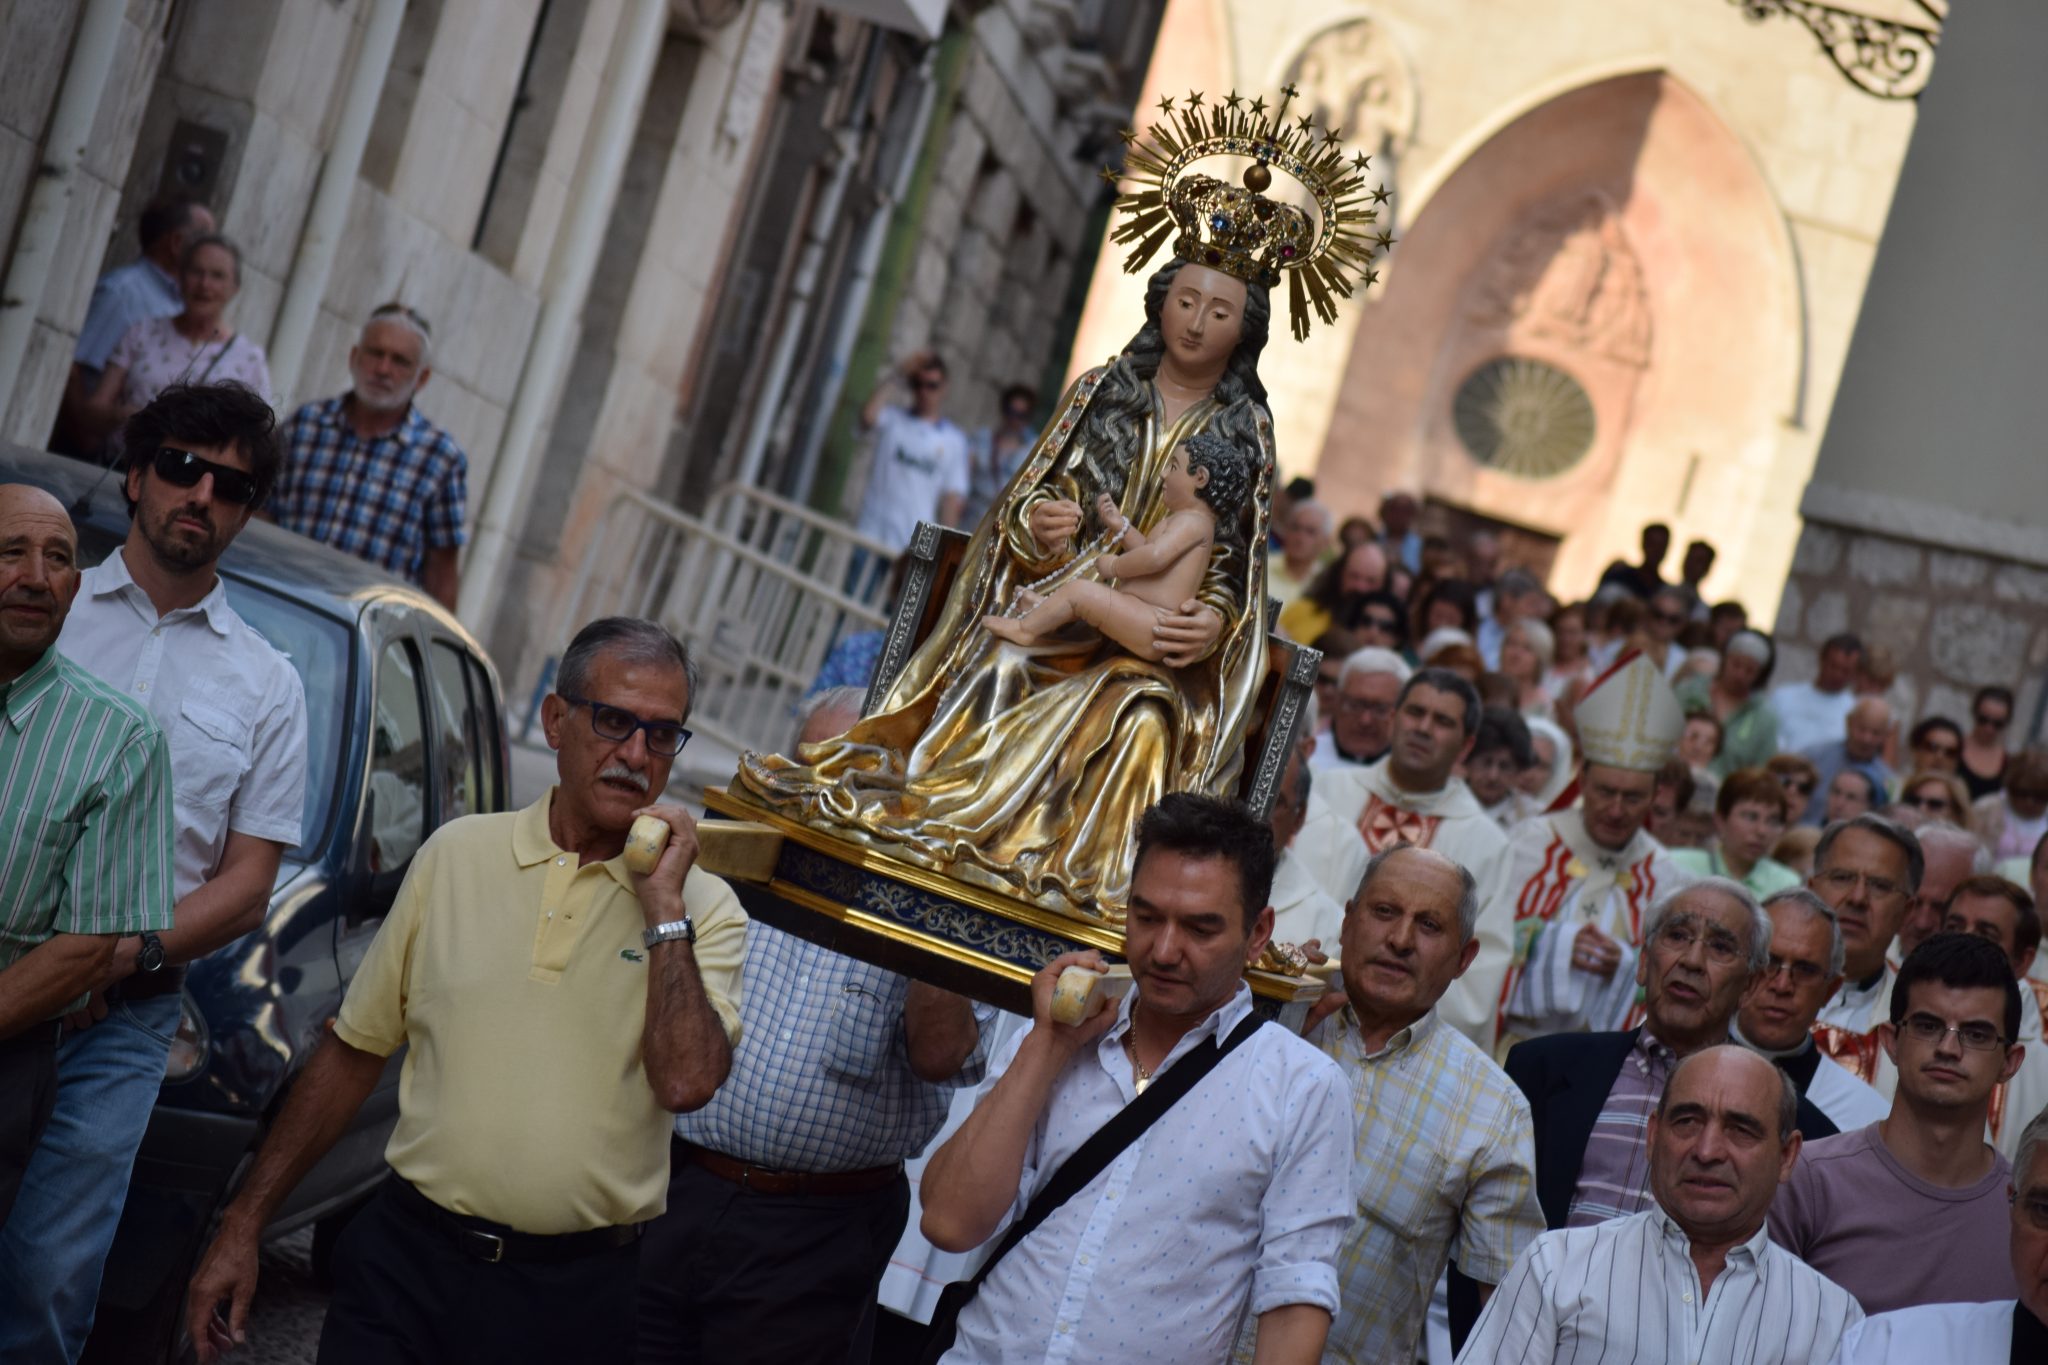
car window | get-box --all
[367,640,429,875]
[70,525,349,862]
[427,640,483,821]
[465,653,504,809]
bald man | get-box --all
[1800,699,1896,826]
[0,486,173,1229]
[1462,1046,1862,1364]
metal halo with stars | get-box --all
[1102,83,1396,341]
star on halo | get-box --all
[1370,185,1392,205]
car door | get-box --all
[336,604,435,986]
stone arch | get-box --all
[1314,70,1804,593]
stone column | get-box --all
[1777,0,2048,737]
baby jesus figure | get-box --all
[983,430,1253,663]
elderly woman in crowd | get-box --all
[1895,769,1972,827]
[1673,628,1778,778]
[1498,618,1556,720]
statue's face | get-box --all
[1160,264,1246,372]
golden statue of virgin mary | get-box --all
[739,88,1391,922]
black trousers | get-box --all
[0,1027,59,1232]
[318,1178,641,1365]
[635,1155,911,1365]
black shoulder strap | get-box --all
[962,1010,1265,1295]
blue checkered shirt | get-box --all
[275,396,468,583]
[675,924,994,1171]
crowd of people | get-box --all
[4,203,2046,1365]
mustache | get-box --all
[598,764,650,792]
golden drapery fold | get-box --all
[737,366,1275,922]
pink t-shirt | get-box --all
[1767,1120,2017,1314]
[107,314,272,411]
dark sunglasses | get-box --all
[1652,609,1686,625]
[1361,613,1401,632]
[910,376,945,392]
[560,694,692,757]
[153,447,259,505]
[1977,712,2011,728]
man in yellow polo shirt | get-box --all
[185,617,745,1364]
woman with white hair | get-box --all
[1674,629,1779,779]
[1517,716,1574,811]
[1500,618,1556,720]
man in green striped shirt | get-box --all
[0,484,173,1231]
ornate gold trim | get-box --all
[762,878,1041,989]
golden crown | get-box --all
[1104,85,1395,341]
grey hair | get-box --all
[1918,821,1994,876]
[1339,645,1411,688]
[1815,813,1925,895]
[1352,843,1482,944]
[798,685,865,744]
[1292,498,1333,534]
[1644,876,1772,973]
[556,617,697,721]
[1509,617,1555,674]
[180,232,243,286]
[1660,1046,1801,1144]
[365,303,433,365]
[2017,1104,2048,1187]
[1761,886,1846,978]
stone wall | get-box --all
[1775,520,2048,741]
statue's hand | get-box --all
[1153,599,1224,667]
[1029,499,1084,555]
[1095,494,1125,536]
[1094,552,1120,578]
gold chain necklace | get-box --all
[1122,1032,1153,1094]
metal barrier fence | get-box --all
[531,483,897,755]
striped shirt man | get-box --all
[1456,1204,1863,1364]
[0,647,175,1009]
[1236,1005,1542,1364]
[274,396,467,584]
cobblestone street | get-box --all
[236,1230,325,1363]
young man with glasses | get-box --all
[1732,889,1888,1138]
[187,617,745,1363]
[1809,814,1924,1083]
[1769,933,2024,1314]
[273,302,467,610]
[0,382,306,1359]
[853,351,969,573]
[1826,1102,2048,1361]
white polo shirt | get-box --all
[60,548,307,898]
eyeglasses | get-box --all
[152,447,258,505]
[1815,867,1907,900]
[1977,711,2010,729]
[1361,613,1402,633]
[910,376,945,392]
[1764,954,1829,986]
[1780,777,1815,796]
[1338,696,1394,717]
[1919,743,1961,760]
[1898,1011,2006,1051]
[1906,794,1955,813]
[559,694,692,756]
[1653,917,1744,965]
[1653,609,1686,626]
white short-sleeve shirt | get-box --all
[60,550,308,898]
[855,406,970,554]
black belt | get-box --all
[0,1020,62,1051]
[385,1176,641,1264]
[107,966,185,1003]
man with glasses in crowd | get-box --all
[1809,814,1924,1083]
[0,384,308,1359]
[1504,879,1803,1231]
[187,617,745,1363]
[1825,1101,2048,1362]
[1310,646,1410,771]
[1940,876,2048,1163]
[272,302,468,610]
[1770,933,2023,1314]
[852,351,968,595]
[1732,889,1888,1138]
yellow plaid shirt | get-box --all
[1273,1006,1544,1365]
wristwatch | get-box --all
[136,932,166,974]
[643,918,696,949]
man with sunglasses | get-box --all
[1824,1101,2048,1362]
[0,382,306,1360]
[187,616,746,1363]
[273,302,467,610]
[1770,933,2024,1314]
[1732,889,1888,1139]
[853,351,969,573]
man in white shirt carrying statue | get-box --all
[1499,652,1694,1044]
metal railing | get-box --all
[534,483,897,755]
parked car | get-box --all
[0,445,512,1363]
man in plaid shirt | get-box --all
[273,303,466,608]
